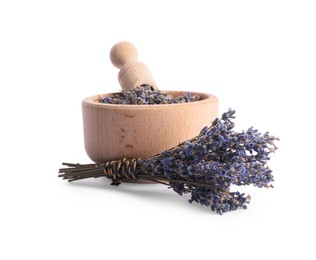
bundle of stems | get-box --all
[59,109,278,214]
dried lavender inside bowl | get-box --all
[99,85,201,105]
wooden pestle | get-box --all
[110,41,157,92]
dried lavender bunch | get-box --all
[59,109,278,214]
[99,85,201,105]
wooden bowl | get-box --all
[82,91,218,163]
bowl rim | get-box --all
[82,91,218,110]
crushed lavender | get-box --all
[99,85,201,105]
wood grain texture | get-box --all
[82,91,218,163]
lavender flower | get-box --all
[59,109,279,214]
[137,109,278,213]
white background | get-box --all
[0,0,315,259]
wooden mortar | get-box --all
[82,42,219,163]
[83,92,218,163]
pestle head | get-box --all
[110,41,138,69]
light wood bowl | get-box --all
[82,91,218,163]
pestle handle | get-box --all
[110,41,157,92]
